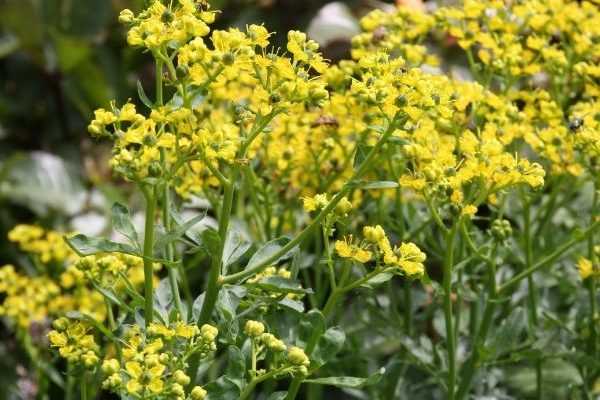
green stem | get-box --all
[404,281,412,337]
[178,263,194,319]
[161,179,185,319]
[197,180,235,326]
[287,266,380,400]
[443,223,459,400]
[155,58,163,105]
[522,195,542,400]
[80,373,87,400]
[322,225,336,292]
[66,362,74,400]
[498,220,600,293]
[587,182,598,364]
[142,185,157,327]
[225,115,402,285]
[105,298,115,330]
[240,367,290,400]
[456,246,498,399]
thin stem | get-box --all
[239,367,290,400]
[142,185,157,327]
[225,116,402,285]
[587,182,598,364]
[155,58,163,105]
[322,225,336,292]
[80,372,87,400]
[105,298,115,330]
[443,223,459,400]
[286,264,367,400]
[162,178,185,319]
[456,245,498,399]
[498,220,600,293]
[522,194,542,400]
[197,180,235,326]
[178,263,194,320]
[66,362,74,400]
[404,281,412,337]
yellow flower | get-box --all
[248,24,270,48]
[578,257,593,280]
[125,361,166,394]
[462,205,478,218]
[335,237,372,264]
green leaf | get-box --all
[304,368,385,388]
[398,336,434,367]
[155,278,172,308]
[0,34,19,58]
[65,233,136,256]
[300,310,325,344]
[250,276,313,295]
[245,237,294,272]
[205,376,240,400]
[353,143,373,170]
[388,136,409,146]
[360,181,399,190]
[267,392,287,400]
[168,88,205,109]
[225,346,247,390]
[278,298,305,313]
[484,307,526,359]
[137,80,154,109]
[112,202,139,247]
[361,272,394,288]
[223,227,251,269]
[312,327,345,367]
[506,359,582,398]
[0,152,86,216]
[199,228,222,258]
[156,211,207,250]
[49,30,91,71]
[192,293,205,322]
[215,285,246,322]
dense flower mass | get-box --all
[101,322,217,398]
[2,0,599,399]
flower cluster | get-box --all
[244,320,310,377]
[335,225,426,277]
[351,7,438,67]
[101,322,217,398]
[8,224,75,264]
[0,264,105,329]
[71,253,160,291]
[47,318,100,366]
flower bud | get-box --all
[200,324,218,341]
[171,383,185,397]
[176,65,189,80]
[335,197,352,216]
[244,320,265,338]
[148,161,162,178]
[118,9,135,24]
[159,353,170,364]
[363,225,385,243]
[191,386,207,400]
[261,333,286,352]
[287,346,310,366]
[222,52,235,66]
[101,359,120,375]
[52,317,69,331]
[174,370,190,386]
[82,351,99,367]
